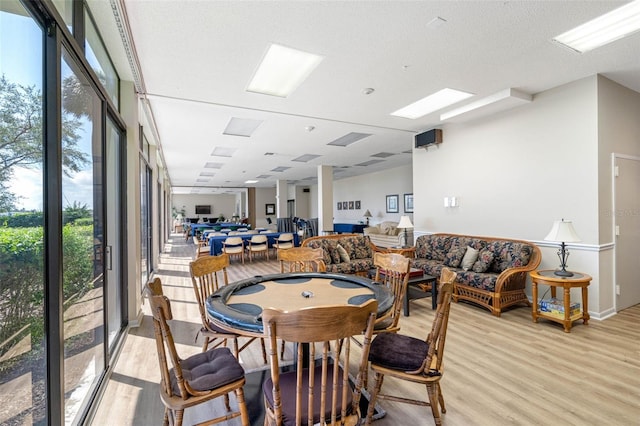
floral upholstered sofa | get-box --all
[411,233,541,316]
[301,234,375,276]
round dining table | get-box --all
[205,272,394,337]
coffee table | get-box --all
[404,270,437,315]
[369,268,437,316]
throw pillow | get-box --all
[324,240,342,264]
[336,244,351,263]
[444,246,467,268]
[460,246,480,271]
[472,250,495,273]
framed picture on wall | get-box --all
[404,193,414,213]
[355,200,361,210]
[349,201,354,210]
[337,202,342,210]
[386,194,399,213]
[265,203,275,215]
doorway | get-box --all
[613,154,640,311]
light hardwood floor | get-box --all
[92,234,640,426]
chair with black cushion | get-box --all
[222,236,244,264]
[369,252,411,335]
[364,268,457,426]
[262,299,378,426]
[353,252,410,388]
[189,254,267,363]
[145,279,250,426]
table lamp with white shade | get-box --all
[544,219,581,277]
[363,209,372,225]
[397,215,414,248]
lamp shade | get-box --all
[397,215,414,229]
[544,219,581,243]
[363,210,372,218]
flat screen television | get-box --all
[195,205,211,215]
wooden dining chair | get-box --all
[222,236,244,264]
[246,234,269,261]
[273,233,295,250]
[145,278,250,426]
[353,252,411,388]
[189,254,267,363]
[192,234,210,259]
[262,299,378,426]
[276,246,327,358]
[278,246,326,273]
[369,252,411,334]
[364,268,457,426]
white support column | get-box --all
[276,180,287,217]
[317,165,333,233]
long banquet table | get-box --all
[208,232,299,255]
[189,222,251,236]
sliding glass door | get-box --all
[0,2,46,423]
[60,48,105,423]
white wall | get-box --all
[293,185,311,219]
[122,80,144,326]
[414,76,602,310]
[413,76,599,240]
[255,187,277,228]
[596,76,640,315]
[172,193,237,221]
[412,75,640,318]
[332,165,413,225]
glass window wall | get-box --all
[0,1,46,424]
[84,9,119,108]
[61,48,105,424]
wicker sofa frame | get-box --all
[412,233,541,316]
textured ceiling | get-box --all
[92,1,640,194]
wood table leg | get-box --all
[532,281,539,323]
[581,286,590,325]
[563,286,571,332]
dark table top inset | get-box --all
[206,272,394,336]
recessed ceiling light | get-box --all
[391,88,474,119]
[553,0,640,53]
[245,180,258,184]
[247,43,324,97]
[362,88,375,95]
[355,159,385,167]
[371,152,395,158]
[223,117,263,137]
[440,88,532,122]
[204,162,224,169]
[293,154,321,162]
[210,147,237,157]
[327,132,372,147]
